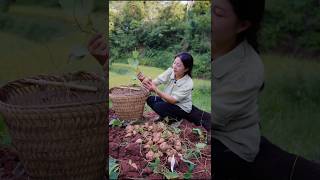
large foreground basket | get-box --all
[109,86,149,120]
[0,71,107,180]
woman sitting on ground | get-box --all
[137,52,211,132]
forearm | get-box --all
[154,88,177,104]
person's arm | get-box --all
[144,80,177,104]
[88,33,108,66]
[154,87,177,104]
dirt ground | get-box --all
[109,109,211,179]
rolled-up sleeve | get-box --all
[153,68,172,86]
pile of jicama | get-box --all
[125,121,185,163]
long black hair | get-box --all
[229,0,265,53]
[174,52,193,78]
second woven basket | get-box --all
[0,71,107,180]
[109,86,149,120]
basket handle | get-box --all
[24,79,98,92]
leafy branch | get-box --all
[59,0,98,61]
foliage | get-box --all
[109,118,123,128]
[14,0,105,11]
[261,0,320,56]
[109,1,211,79]
[109,156,120,180]
[192,128,205,142]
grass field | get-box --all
[0,5,105,83]
[260,54,320,161]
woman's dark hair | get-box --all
[174,52,193,78]
[229,0,265,53]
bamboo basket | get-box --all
[0,71,107,180]
[109,86,149,120]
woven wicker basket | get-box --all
[109,86,149,120]
[0,71,107,180]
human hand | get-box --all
[143,79,156,92]
[87,33,108,66]
[137,72,145,82]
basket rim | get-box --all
[109,86,149,97]
[0,99,106,110]
[0,72,107,110]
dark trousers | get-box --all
[146,96,211,131]
[213,136,320,180]
[251,136,320,180]
[147,96,189,121]
[212,138,253,180]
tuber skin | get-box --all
[122,122,188,166]
[146,151,154,161]
[135,138,143,143]
[158,138,165,144]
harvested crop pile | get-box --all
[108,109,211,179]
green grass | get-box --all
[0,5,105,82]
[260,54,320,161]
[109,63,211,112]
[0,5,105,144]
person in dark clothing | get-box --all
[252,136,320,180]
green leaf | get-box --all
[185,149,194,159]
[132,50,139,59]
[127,58,134,66]
[192,128,203,136]
[193,149,201,158]
[128,59,139,69]
[155,157,160,164]
[109,156,117,166]
[163,171,179,179]
[151,144,158,152]
[148,157,160,172]
[183,171,192,179]
[131,60,139,69]
[196,143,207,149]
[180,156,196,166]
[109,119,123,127]
[172,127,181,134]
[188,163,195,171]
[109,156,119,179]
[182,159,195,179]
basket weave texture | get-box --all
[0,71,107,180]
[109,86,149,120]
